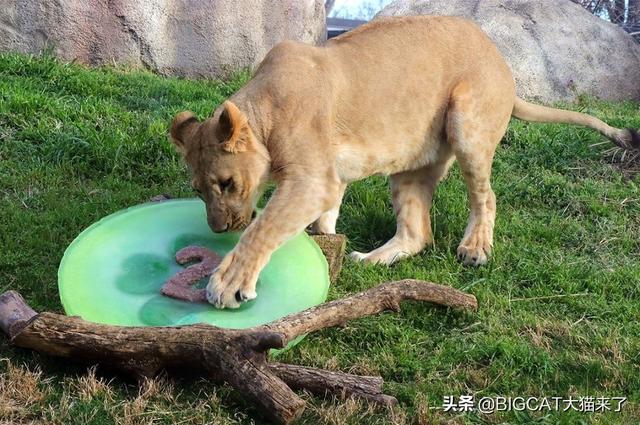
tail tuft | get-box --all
[612,128,640,150]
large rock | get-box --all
[378,0,640,102]
[0,0,326,78]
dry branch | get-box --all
[0,280,476,424]
[269,363,397,407]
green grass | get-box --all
[1,53,639,424]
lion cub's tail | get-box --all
[512,97,640,150]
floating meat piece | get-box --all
[161,246,222,302]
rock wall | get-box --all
[379,0,640,102]
[0,0,326,78]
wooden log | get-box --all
[260,279,478,343]
[0,292,302,423]
[269,363,397,407]
[309,234,347,284]
[0,281,477,424]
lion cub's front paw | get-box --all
[205,251,259,309]
[349,250,388,264]
[349,251,370,262]
[349,249,410,265]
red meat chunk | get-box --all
[161,246,222,302]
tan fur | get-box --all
[170,16,637,308]
[219,101,251,153]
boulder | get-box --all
[0,0,326,78]
[378,0,640,102]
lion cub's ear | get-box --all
[170,111,199,155]
[218,101,250,154]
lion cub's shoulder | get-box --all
[259,40,325,69]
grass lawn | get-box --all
[1,53,639,424]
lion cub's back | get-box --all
[327,15,509,81]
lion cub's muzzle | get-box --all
[208,210,258,233]
[208,218,230,233]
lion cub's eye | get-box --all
[220,177,234,193]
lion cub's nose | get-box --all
[208,219,229,233]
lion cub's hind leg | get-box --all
[453,152,496,267]
[447,83,512,266]
[350,158,453,265]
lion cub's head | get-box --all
[170,101,270,233]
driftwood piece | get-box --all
[268,363,397,407]
[0,281,477,424]
[309,234,347,284]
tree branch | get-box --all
[260,279,477,344]
[0,281,476,424]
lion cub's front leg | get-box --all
[206,175,342,308]
[310,183,346,234]
[350,162,451,265]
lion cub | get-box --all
[170,16,639,308]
